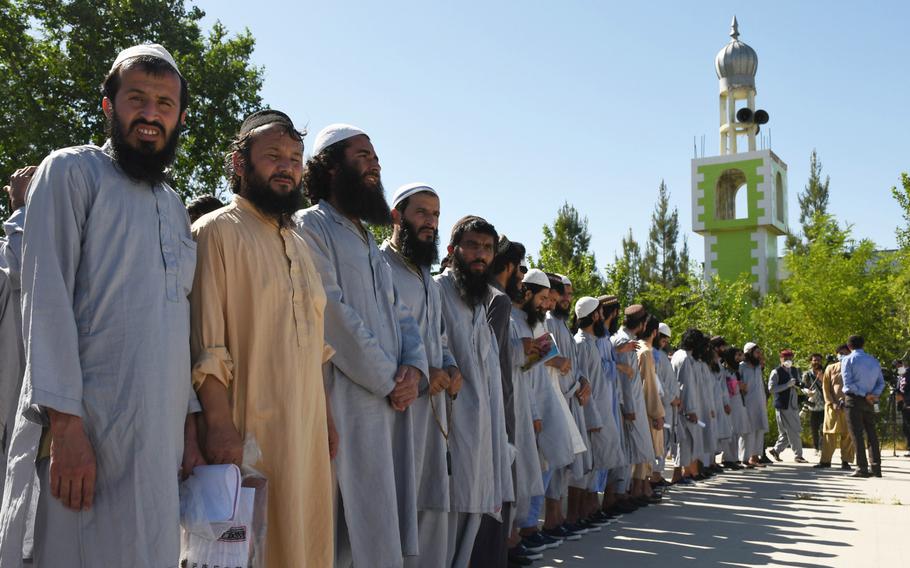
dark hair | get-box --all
[224,123,305,194]
[642,314,659,339]
[546,274,565,295]
[577,313,595,330]
[303,139,350,204]
[449,215,498,249]
[810,353,823,360]
[101,56,189,115]
[679,328,705,352]
[624,310,648,331]
[491,240,526,275]
[186,195,223,222]
[709,335,727,350]
[720,346,740,372]
[601,303,619,321]
[847,335,864,350]
[836,343,849,354]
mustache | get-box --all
[271,173,295,184]
[129,118,166,133]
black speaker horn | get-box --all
[736,107,753,122]
[754,109,769,124]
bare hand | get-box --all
[588,427,602,433]
[686,412,698,423]
[48,411,97,511]
[710,410,716,418]
[617,341,638,354]
[740,383,749,393]
[428,367,451,396]
[617,363,633,378]
[181,415,206,480]
[204,418,243,466]
[865,394,879,404]
[521,338,541,358]
[389,365,421,411]
[7,166,36,210]
[652,417,664,430]
[533,419,542,433]
[723,404,731,415]
[545,356,571,375]
[576,380,592,406]
[623,412,636,422]
[446,366,463,396]
[671,397,682,408]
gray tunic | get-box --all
[575,331,625,471]
[544,313,591,482]
[694,361,717,455]
[671,350,704,463]
[655,350,680,446]
[0,144,197,567]
[507,307,545,522]
[435,270,513,515]
[740,362,769,433]
[724,369,752,435]
[296,202,428,567]
[713,367,733,441]
[0,209,25,485]
[379,242,456,512]
[612,327,655,465]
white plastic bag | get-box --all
[180,436,269,568]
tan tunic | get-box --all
[190,196,333,567]
[822,362,849,435]
[638,342,666,459]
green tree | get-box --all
[642,179,686,288]
[531,201,606,299]
[604,228,644,306]
[891,172,910,250]
[786,149,835,252]
[0,0,263,216]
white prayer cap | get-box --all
[392,183,438,209]
[658,322,672,338]
[311,123,367,157]
[743,342,758,354]
[522,268,550,288]
[111,43,180,76]
[558,274,572,286]
[575,296,599,319]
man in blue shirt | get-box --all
[841,335,886,478]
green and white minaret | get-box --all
[692,17,788,294]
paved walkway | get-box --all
[536,450,910,567]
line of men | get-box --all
[0,42,889,568]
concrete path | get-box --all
[536,450,910,567]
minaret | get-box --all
[691,17,788,294]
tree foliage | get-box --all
[642,180,687,288]
[786,149,836,252]
[531,202,606,300]
[0,0,263,216]
[604,228,645,306]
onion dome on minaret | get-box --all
[714,16,758,91]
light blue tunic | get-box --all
[0,144,197,567]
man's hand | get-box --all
[389,365,421,411]
[521,338,542,358]
[671,397,682,408]
[686,412,698,423]
[428,367,452,396]
[588,427,602,433]
[623,412,636,422]
[710,410,716,419]
[204,415,243,466]
[7,165,36,210]
[723,404,731,415]
[576,380,592,406]
[545,356,571,375]
[533,419,542,434]
[617,363,633,378]
[48,410,97,511]
[739,382,749,394]
[617,341,638,354]
[181,414,206,480]
[446,366,463,397]
[651,417,664,431]
[865,394,879,405]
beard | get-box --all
[522,300,545,328]
[450,251,491,306]
[398,217,438,267]
[242,163,305,224]
[593,319,606,338]
[108,109,180,185]
[505,269,523,302]
[607,316,619,336]
[552,303,570,320]
[331,161,391,225]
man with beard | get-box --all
[654,323,681,485]
[435,216,512,568]
[0,45,203,567]
[474,235,523,568]
[768,349,807,463]
[574,297,625,525]
[190,110,334,566]
[379,183,463,568]
[671,329,706,484]
[544,275,593,534]
[296,124,428,568]
[815,344,855,470]
[740,343,769,467]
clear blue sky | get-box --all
[195,0,908,268]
